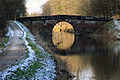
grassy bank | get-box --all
[24,21,75,80]
[92,20,120,40]
[5,37,45,79]
[0,21,56,80]
[31,35,74,80]
[37,42,74,80]
[104,20,120,40]
[0,36,10,53]
[0,36,9,50]
[0,26,14,53]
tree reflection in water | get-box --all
[52,21,75,50]
[27,20,120,80]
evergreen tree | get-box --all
[0,0,26,36]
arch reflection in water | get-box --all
[60,55,95,80]
[52,21,75,50]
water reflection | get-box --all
[52,32,120,80]
[60,55,95,80]
[52,21,75,50]
[58,38,120,80]
[52,32,75,50]
[30,21,120,80]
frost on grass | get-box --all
[0,21,56,80]
[106,20,120,54]
[106,20,120,39]
[0,26,12,53]
[114,20,120,39]
[6,26,14,37]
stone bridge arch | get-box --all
[47,20,75,34]
[17,15,112,36]
[52,21,75,31]
[41,19,104,36]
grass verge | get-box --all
[4,36,45,79]
[0,36,10,51]
[2,21,56,80]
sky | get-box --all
[26,0,48,14]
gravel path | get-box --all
[0,21,26,71]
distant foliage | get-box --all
[80,0,120,17]
[0,0,26,36]
[41,0,120,17]
[41,0,82,15]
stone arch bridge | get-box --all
[17,15,112,35]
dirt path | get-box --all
[0,21,26,71]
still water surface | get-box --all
[52,31,120,80]
[30,21,120,80]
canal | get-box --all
[28,21,120,80]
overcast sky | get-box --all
[26,0,48,14]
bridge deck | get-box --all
[17,15,113,22]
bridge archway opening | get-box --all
[52,21,75,50]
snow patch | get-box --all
[0,26,12,53]
[16,21,56,80]
[0,22,36,79]
[114,20,120,30]
[0,21,56,80]
[6,26,14,37]
[113,20,120,39]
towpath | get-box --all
[0,21,26,71]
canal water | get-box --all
[52,31,120,80]
[28,21,120,80]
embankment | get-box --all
[92,20,120,40]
